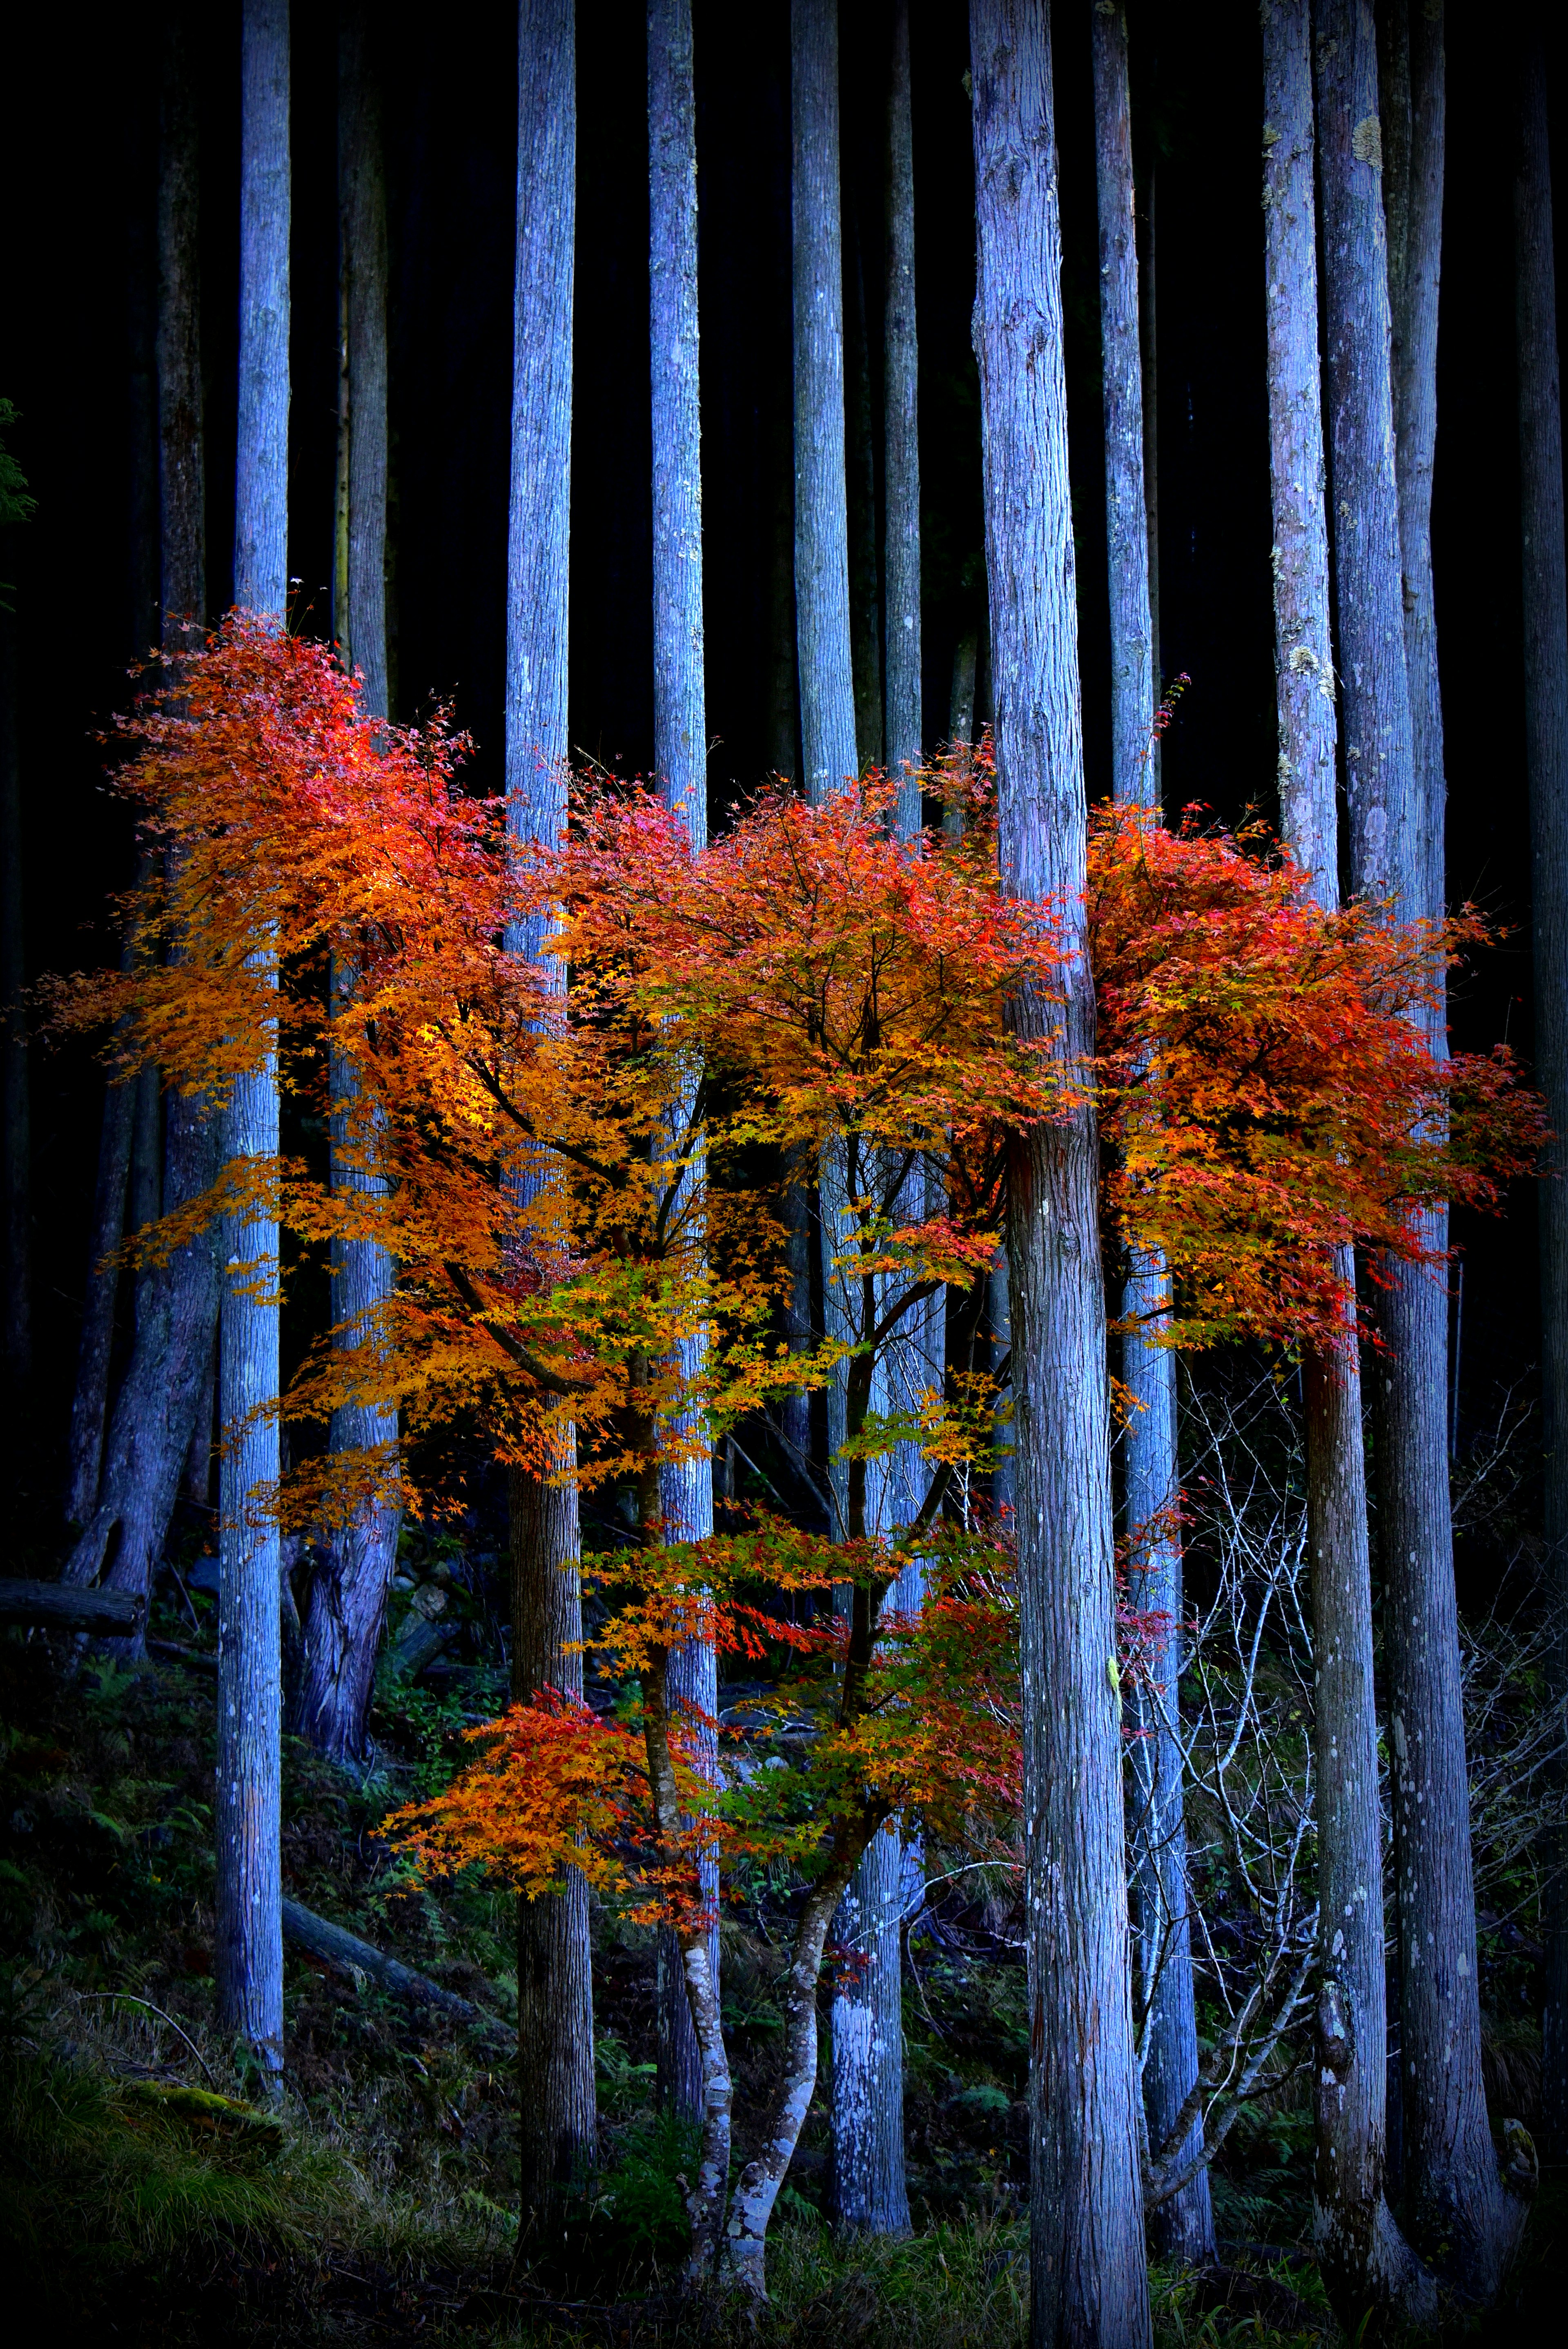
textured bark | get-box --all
[791,0,858,806]
[648,0,719,2126]
[1092,1,1211,2268]
[1091,4,1153,817]
[1303,1312,1433,2328]
[0,1580,144,1636]
[829,1612,917,2237]
[1300,4,1437,2322]
[649,0,707,852]
[506,0,596,2227]
[883,0,920,813]
[298,2,401,1766]
[640,1638,732,2284]
[845,199,883,776]
[1517,18,1568,2165]
[509,1460,597,2229]
[721,1814,873,2296]
[216,0,289,2078]
[129,1061,161,1328]
[1136,140,1159,796]
[790,1,902,2220]
[1372,0,1531,2296]
[1262,0,1337,885]
[826,1136,912,2233]
[62,1087,223,1634]
[971,9,1151,2342]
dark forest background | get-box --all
[2,0,1564,1581]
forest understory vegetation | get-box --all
[2,1395,1562,2347]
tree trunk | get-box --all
[792,0,858,807]
[509,1460,597,2233]
[860,21,931,2146]
[506,0,596,2231]
[722,1814,875,2296]
[648,0,717,2127]
[790,0,902,2223]
[297,1,401,1766]
[1262,29,1386,2300]
[1517,14,1568,2167]
[1298,2,1438,2322]
[62,10,220,1640]
[1372,0,1532,2295]
[1092,2,1212,2268]
[970,8,1151,2342]
[216,0,289,2080]
[845,195,882,776]
[883,0,920,811]
[1263,0,1336,884]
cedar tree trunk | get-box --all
[296,1,402,1764]
[217,0,289,2077]
[1517,14,1568,2166]
[1092,0,1212,2266]
[971,6,1152,2341]
[506,0,597,2230]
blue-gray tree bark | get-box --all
[789,0,910,2235]
[792,0,858,807]
[648,0,718,2131]
[506,0,597,2230]
[971,6,1151,2340]
[1312,0,1459,2320]
[1374,0,1532,2296]
[884,0,920,811]
[1091,0,1212,2270]
[297,0,401,1766]
[1517,14,1568,2168]
[218,0,289,2078]
[1264,17,1397,2312]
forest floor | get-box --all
[2,1544,1561,2347]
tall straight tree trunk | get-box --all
[1517,17,1568,2168]
[1373,0,1532,2294]
[1091,0,1212,2269]
[1265,5,1430,2322]
[884,0,920,807]
[792,0,858,808]
[63,9,220,1632]
[791,0,905,2229]
[845,189,882,776]
[296,2,401,1765]
[507,0,596,2232]
[971,8,1150,2342]
[217,0,288,2078]
[647,0,717,2129]
[823,0,927,2242]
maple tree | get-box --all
[53,622,1545,2298]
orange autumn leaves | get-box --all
[58,615,1541,1511]
[58,615,1543,1927]
[385,1525,1022,1921]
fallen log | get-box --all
[0,1578,144,1637]
[281,1898,511,2045]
